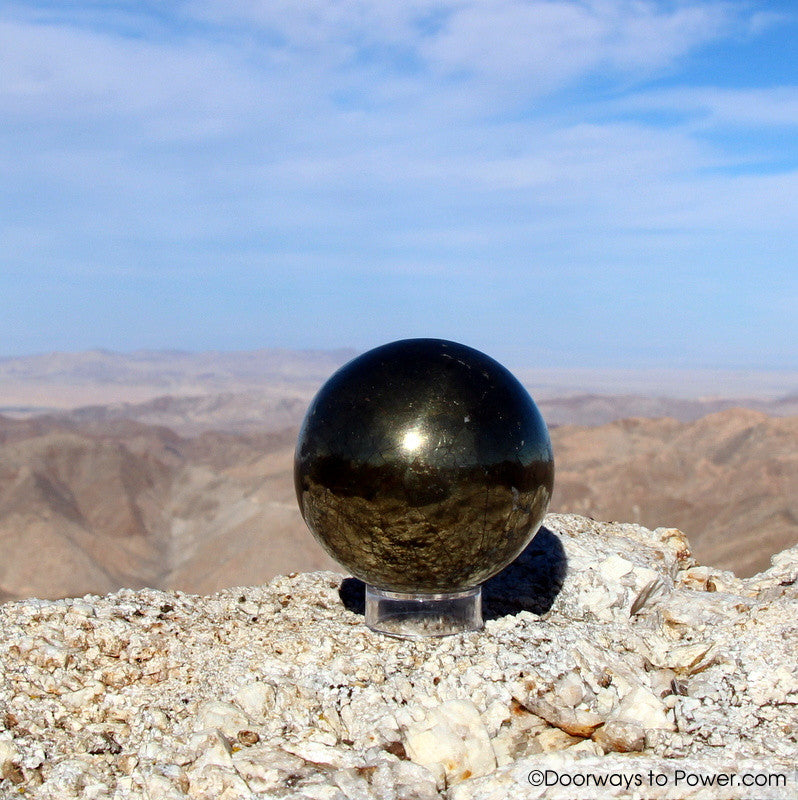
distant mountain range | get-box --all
[552,408,797,577]
[2,348,796,431]
[7,390,793,438]
[0,408,795,602]
[0,415,338,602]
[0,348,357,412]
[0,349,795,601]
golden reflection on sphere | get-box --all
[294,338,555,593]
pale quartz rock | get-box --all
[491,710,547,765]
[611,687,676,732]
[140,773,186,800]
[230,744,307,792]
[593,719,646,753]
[678,566,716,590]
[567,739,604,757]
[403,699,496,785]
[187,730,234,770]
[334,767,375,799]
[388,761,440,800]
[68,600,96,617]
[185,764,252,800]
[0,736,21,784]
[143,708,170,732]
[482,699,512,736]
[300,786,346,800]
[535,727,582,751]
[60,682,104,710]
[194,700,250,739]
[27,642,70,670]
[553,672,586,708]
[657,642,717,674]
[747,663,798,705]
[598,555,634,582]
[282,740,360,770]
[231,681,276,721]
[629,565,661,588]
[515,694,603,738]
[646,668,677,699]
[0,514,795,799]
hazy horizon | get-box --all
[1,346,797,405]
[2,343,798,375]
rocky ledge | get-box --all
[1,514,796,800]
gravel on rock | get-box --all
[0,513,796,799]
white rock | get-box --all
[647,641,716,674]
[60,681,104,710]
[0,736,20,765]
[516,694,603,737]
[141,773,187,799]
[482,699,512,735]
[185,764,252,800]
[194,700,251,739]
[553,673,585,708]
[300,786,346,800]
[403,699,496,784]
[567,738,604,757]
[388,761,440,800]
[188,730,234,770]
[593,719,646,752]
[629,565,661,590]
[612,687,676,731]
[535,727,581,751]
[282,739,359,769]
[491,709,546,765]
[0,514,794,798]
[69,600,96,616]
[333,768,373,800]
[231,681,276,720]
[231,744,306,792]
[647,668,676,699]
[599,555,634,582]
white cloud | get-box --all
[0,0,795,281]
[420,0,732,85]
[0,1,754,142]
[189,1,735,76]
[620,85,798,128]
[0,19,271,135]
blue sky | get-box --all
[1,0,796,369]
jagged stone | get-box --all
[593,720,646,753]
[0,514,795,799]
[401,699,496,785]
[513,694,604,738]
[610,687,676,732]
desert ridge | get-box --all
[0,407,796,601]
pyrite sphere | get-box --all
[294,338,555,594]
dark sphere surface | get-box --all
[294,338,554,593]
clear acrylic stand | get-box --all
[365,585,482,638]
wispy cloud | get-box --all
[621,85,798,129]
[0,1,795,364]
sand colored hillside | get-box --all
[551,408,798,575]
[0,349,355,412]
[0,409,796,601]
[3,349,796,432]
[0,417,338,601]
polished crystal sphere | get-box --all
[294,338,554,594]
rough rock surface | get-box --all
[1,514,796,799]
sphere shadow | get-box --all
[482,525,567,619]
[337,525,567,621]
